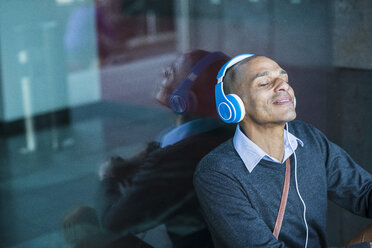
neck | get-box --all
[175,114,197,126]
[240,119,285,162]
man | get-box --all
[63,50,234,248]
[194,54,372,248]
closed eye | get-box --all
[258,80,270,87]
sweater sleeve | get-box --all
[194,167,288,248]
[96,176,192,234]
[96,148,197,234]
[324,138,372,218]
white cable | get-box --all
[286,123,309,248]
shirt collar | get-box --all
[233,124,304,173]
[160,118,222,148]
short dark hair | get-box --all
[223,55,259,95]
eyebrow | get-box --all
[252,69,287,81]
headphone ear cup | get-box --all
[215,82,245,123]
[217,99,234,122]
[226,94,245,123]
[169,93,188,114]
[169,89,197,114]
[215,82,234,122]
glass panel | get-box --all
[0,0,371,247]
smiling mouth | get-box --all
[273,98,293,105]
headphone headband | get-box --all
[169,51,229,114]
[191,51,229,79]
[217,54,255,83]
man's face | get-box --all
[237,56,296,126]
[156,55,191,106]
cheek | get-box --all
[242,95,263,114]
[156,79,173,105]
[249,94,276,118]
[249,92,269,109]
[155,89,166,103]
[287,85,295,96]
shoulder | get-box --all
[288,120,336,157]
[288,120,319,134]
[139,126,234,170]
[195,138,241,175]
[288,120,328,143]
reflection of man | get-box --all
[194,54,372,248]
[63,50,233,248]
[95,50,235,247]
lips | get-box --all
[272,96,293,105]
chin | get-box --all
[284,111,297,122]
[277,109,296,123]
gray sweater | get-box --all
[194,120,372,248]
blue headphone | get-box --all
[169,51,229,114]
[215,54,255,123]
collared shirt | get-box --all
[160,118,222,148]
[233,125,304,173]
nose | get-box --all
[273,78,290,92]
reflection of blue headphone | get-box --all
[169,51,229,114]
[215,54,255,123]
